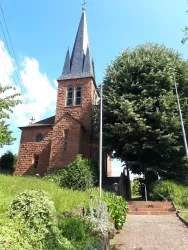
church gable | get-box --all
[15,126,53,176]
[49,112,85,170]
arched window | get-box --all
[36,133,43,142]
[75,85,82,105]
[67,86,74,106]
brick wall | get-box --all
[55,77,98,132]
[48,76,99,171]
[49,113,86,171]
[14,126,53,176]
[15,76,102,176]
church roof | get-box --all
[58,9,95,81]
[19,116,55,129]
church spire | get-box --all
[58,8,95,80]
[62,47,70,75]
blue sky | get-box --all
[0,0,188,172]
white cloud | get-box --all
[0,40,57,126]
[0,41,14,86]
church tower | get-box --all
[48,8,99,172]
[14,8,99,176]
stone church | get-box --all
[15,8,112,176]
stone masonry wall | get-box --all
[49,113,84,172]
[14,126,53,176]
[48,77,99,171]
[55,77,98,132]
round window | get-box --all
[36,134,43,142]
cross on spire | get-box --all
[82,0,87,10]
[29,117,35,124]
[82,0,87,7]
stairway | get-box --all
[128,201,176,215]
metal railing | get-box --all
[143,183,149,215]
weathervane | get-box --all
[82,0,87,10]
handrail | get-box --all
[143,183,149,215]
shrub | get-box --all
[103,193,128,230]
[6,190,73,250]
[0,219,73,250]
[58,217,86,241]
[0,151,17,172]
[150,180,183,204]
[58,216,102,250]
[179,189,188,207]
[9,190,56,228]
[59,155,97,191]
[86,198,116,237]
[132,178,142,197]
[43,155,98,191]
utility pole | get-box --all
[99,84,103,198]
[174,74,188,160]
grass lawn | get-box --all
[0,174,100,220]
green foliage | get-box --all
[0,174,101,218]
[0,219,73,250]
[103,192,128,229]
[58,217,86,241]
[0,151,17,171]
[102,43,188,183]
[0,85,21,147]
[43,156,99,189]
[59,155,97,191]
[0,190,73,250]
[132,178,142,197]
[182,26,188,44]
[59,216,102,250]
[180,189,188,207]
[86,198,116,237]
[8,190,56,228]
[43,171,62,185]
[150,180,184,204]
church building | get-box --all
[15,8,112,176]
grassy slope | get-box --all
[0,174,99,219]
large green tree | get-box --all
[102,43,188,183]
[0,84,20,147]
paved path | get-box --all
[113,215,188,250]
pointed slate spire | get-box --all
[58,8,95,80]
[62,47,70,75]
[83,44,93,74]
[71,10,89,75]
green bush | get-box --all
[132,178,142,197]
[43,155,98,191]
[59,155,97,191]
[0,151,17,172]
[58,216,102,250]
[58,217,86,241]
[103,193,128,229]
[0,219,73,250]
[5,190,73,250]
[9,190,56,228]
[86,198,116,238]
[179,189,188,207]
[150,180,183,204]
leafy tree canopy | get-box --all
[0,84,20,147]
[0,151,17,171]
[102,43,188,183]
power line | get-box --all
[0,3,33,120]
[0,31,30,119]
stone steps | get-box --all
[128,201,176,215]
